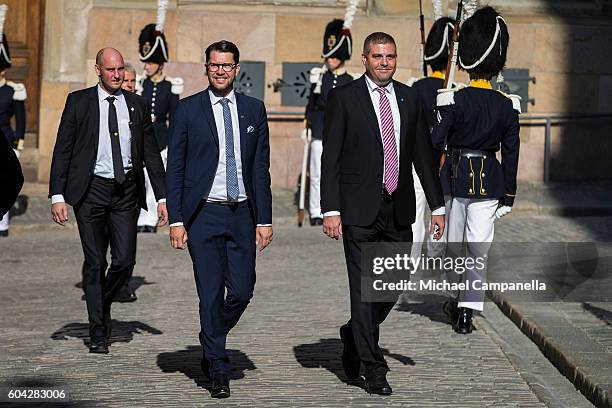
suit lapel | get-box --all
[355,76,382,148]
[201,89,220,150]
[393,81,409,155]
[88,86,101,157]
[235,93,249,170]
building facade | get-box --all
[7,0,612,186]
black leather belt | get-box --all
[208,200,246,209]
[93,169,135,183]
[449,148,492,159]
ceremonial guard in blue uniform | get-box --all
[0,5,26,237]
[407,15,455,249]
[304,19,354,226]
[432,6,521,333]
[136,18,182,233]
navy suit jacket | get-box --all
[166,88,272,228]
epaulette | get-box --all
[309,66,324,84]
[7,81,26,101]
[497,90,522,113]
[406,77,420,87]
[346,71,359,80]
[436,88,457,107]
[135,74,145,95]
[167,76,184,95]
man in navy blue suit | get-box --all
[166,40,272,399]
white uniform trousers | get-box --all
[138,147,167,227]
[410,165,428,260]
[436,196,498,312]
[1,149,21,232]
[308,139,323,219]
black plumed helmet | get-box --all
[424,17,455,72]
[139,23,168,63]
[458,6,509,76]
[322,19,352,61]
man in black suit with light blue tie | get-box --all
[166,40,272,399]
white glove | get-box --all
[495,205,512,219]
[300,128,311,143]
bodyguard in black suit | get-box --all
[321,32,446,395]
[49,48,168,354]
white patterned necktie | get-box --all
[220,98,239,200]
[376,87,399,193]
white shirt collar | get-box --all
[364,75,394,94]
[97,84,124,103]
[209,88,236,105]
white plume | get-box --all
[462,0,480,22]
[155,0,168,32]
[343,0,359,30]
[0,5,7,43]
[432,0,443,21]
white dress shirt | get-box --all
[52,85,167,205]
[94,85,133,179]
[323,75,444,217]
[51,85,132,204]
[168,89,270,227]
[207,89,248,202]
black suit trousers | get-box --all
[342,193,412,377]
[74,173,140,339]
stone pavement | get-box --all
[1,181,611,406]
[0,220,598,407]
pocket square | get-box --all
[246,125,255,133]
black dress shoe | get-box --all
[210,374,230,398]
[340,324,360,380]
[453,307,474,334]
[309,217,323,226]
[143,226,157,233]
[89,339,109,354]
[0,230,8,237]
[136,226,145,233]
[116,291,138,303]
[365,374,393,395]
[443,300,459,324]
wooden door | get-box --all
[4,0,43,143]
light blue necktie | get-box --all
[220,98,239,201]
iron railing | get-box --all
[520,113,612,181]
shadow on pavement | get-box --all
[156,346,256,391]
[395,292,453,326]
[75,275,155,292]
[293,339,414,389]
[583,302,612,326]
[50,320,162,347]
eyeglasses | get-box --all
[206,63,237,72]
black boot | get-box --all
[453,307,474,334]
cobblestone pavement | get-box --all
[0,214,605,407]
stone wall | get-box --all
[37,0,612,185]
